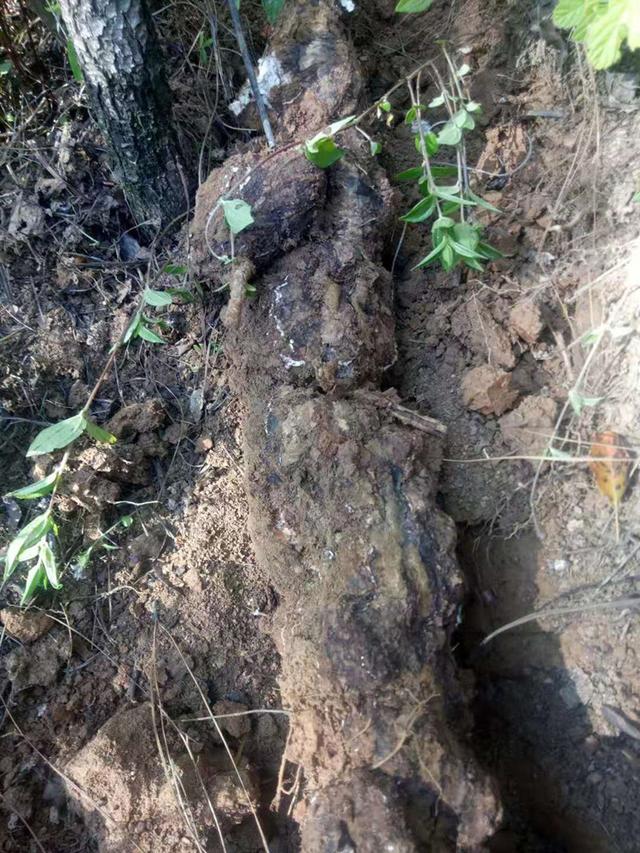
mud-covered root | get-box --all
[241,389,501,849]
[190,0,503,847]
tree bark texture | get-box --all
[59,0,186,229]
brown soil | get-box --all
[2,0,640,851]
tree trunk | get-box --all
[59,0,186,230]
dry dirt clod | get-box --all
[65,703,258,850]
[499,395,559,455]
[462,364,520,415]
[105,399,167,439]
[451,300,516,369]
[0,608,54,643]
[509,299,545,344]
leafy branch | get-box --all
[1,282,187,603]
[303,44,502,274]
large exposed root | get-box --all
[191,1,501,848]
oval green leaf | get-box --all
[395,0,432,12]
[221,198,255,235]
[5,472,58,500]
[26,413,86,458]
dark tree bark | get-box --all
[59,0,187,230]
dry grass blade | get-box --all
[159,622,271,852]
[482,596,640,646]
[149,621,210,853]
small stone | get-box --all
[461,364,519,416]
[0,609,54,643]
[195,434,213,453]
[509,300,544,344]
[212,699,251,739]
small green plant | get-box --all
[124,281,191,344]
[71,514,133,579]
[397,48,502,273]
[206,198,254,264]
[304,116,356,167]
[2,279,183,603]
[302,48,501,274]
[2,406,117,602]
[553,0,640,69]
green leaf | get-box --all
[120,515,134,528]
[568,388,604,415]
[457,63,471,77]
[584,0,627,69]
[20,564,47,604]
[0,60,12,76]
[581,327,604,346]
[66,39,83,83]
[405,105,425,124]
[449,239,482,260]
[437,122,463,146]
[441,242,456,270]
[163,264,187,276]
[84,419,117,445]
[395,0,432,12]
[463,256,485,272]
[453,221,480,250]
[27,413,86,457]
[166,287,194,302]
[370,140,382,156]
[414,132,439,157]
[430,165,459,179]
[400,196,436,223]
[466,100,482,113]
[144,288,173,307]
[221,199,254,235]
[413,237,447,270]
[476,241,504,260]
[4,512,52,580]
[552,0,588,30]
[467,190,502,212]
[432,216,456,230]
[428,94,445,108]
[40,540,61,589]
[394,166,425,182]
[434,185,476,205]
[326,116,356,135]
[5,473,57,500]
[261,0,284,22]
[304,136,345,168]
[378,99,392,113]
[137,324,165,344]
[123,314,141,344]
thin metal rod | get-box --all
[225,0,276,148]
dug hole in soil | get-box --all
[2,0,640,851]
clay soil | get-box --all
[2,0,640,851]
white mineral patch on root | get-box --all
[229,55,291,116]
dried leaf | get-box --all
[589,431,631,506]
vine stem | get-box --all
[407,76,442,219]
